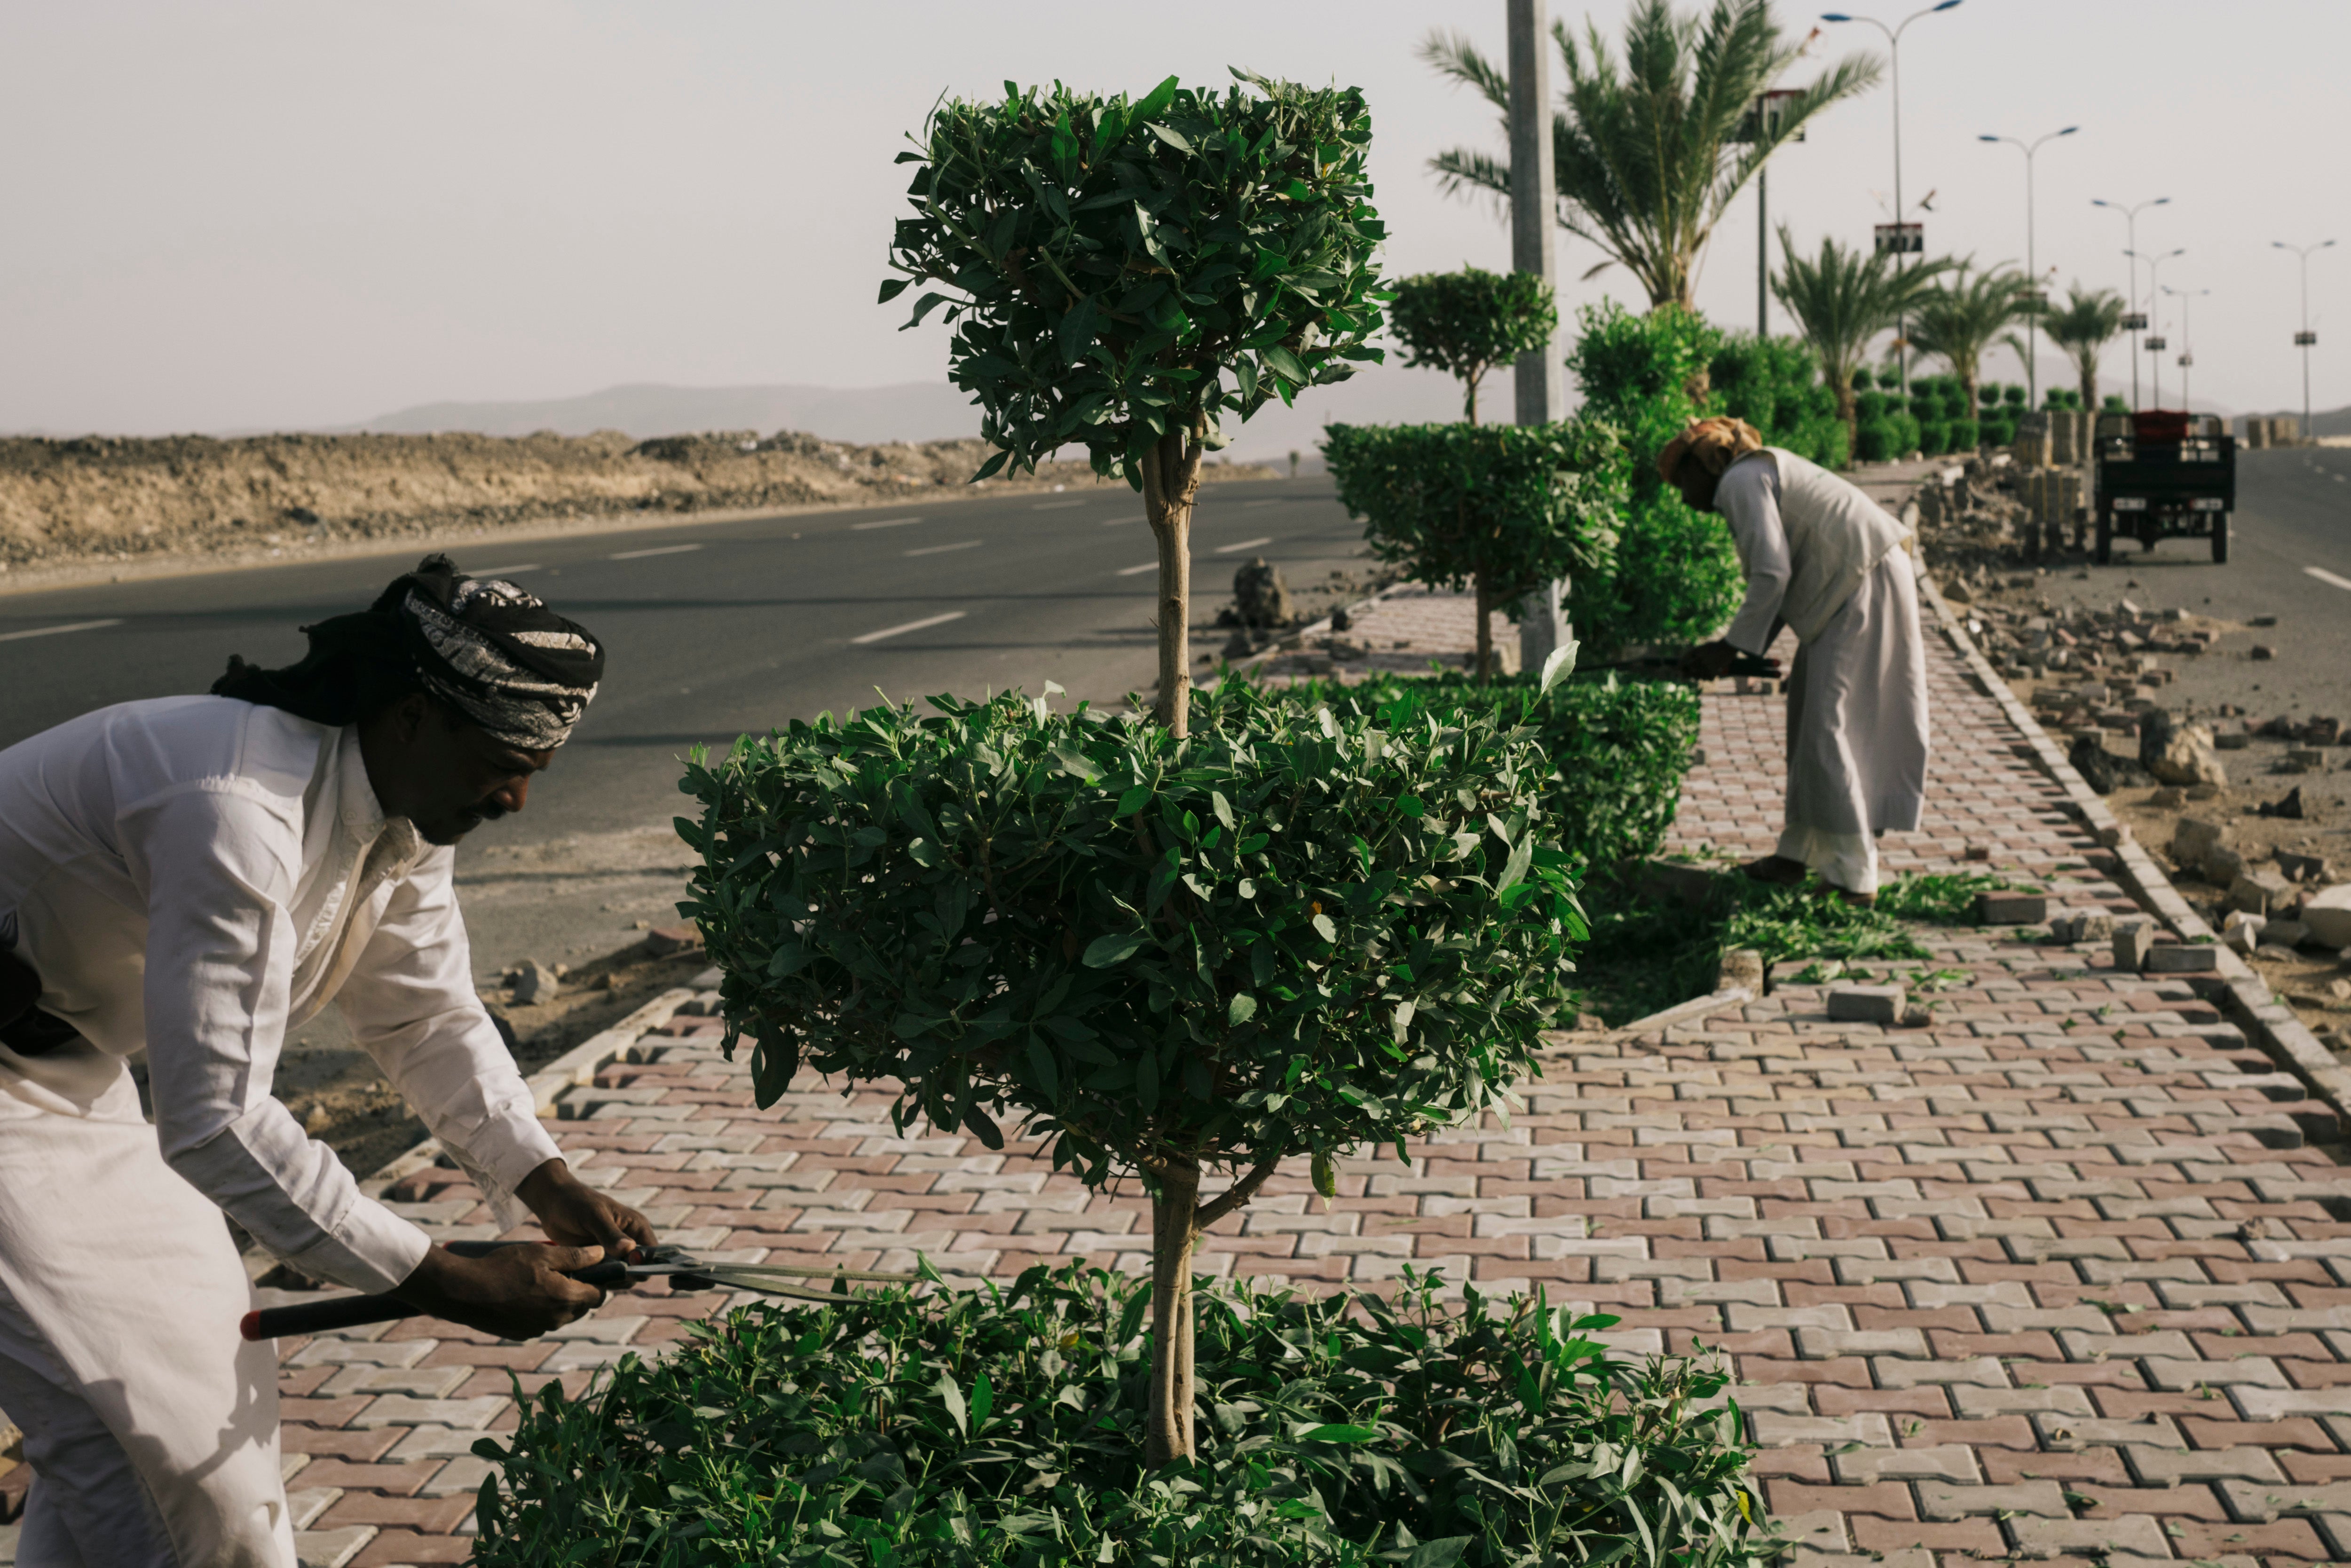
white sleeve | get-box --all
[124,781,432,1295]
[333,846,562,1227]
[1716,458,1791,656]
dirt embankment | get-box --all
[0,429,1271,578]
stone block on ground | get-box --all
[2113,920,2156,971]
[1826,986,1906,1024]
[2229,869,2295,917]
[2145,942,2220,974]
[2302,884,2351,949]
[2172,816,2229,867]
[1974,891,2048,924]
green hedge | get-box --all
[470,1265,1770,1567]
[1275,671,1701,885]
[1707,332,1851,470]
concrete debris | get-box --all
[1229,558,1294,629]
[2113,920,2157,972]
[2303,885,2351,949]
[2259,787,2308,820]
[507,959,559,1005]
[643,925,704,957]
[2276,851,2331,883]
[2139,709,2227,788]
[2145,943,2220,974]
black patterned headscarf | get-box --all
[213,554,604,749]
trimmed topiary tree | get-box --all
[1562,301,1743,659]
[687,72,1587,1479]
[1387,266,1557,424]
[680,682,1586,1471]
[1320,420,1621,678]
[882,71,1385,738]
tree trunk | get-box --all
[1473,572,1494,681]
[1144,1160,1201,1470]
[1140,429,1207,737]
[2080,364,2097,415]
[1464,368,1481,426]
[1832,370,1858,455]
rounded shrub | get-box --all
[1950,417,1981,450]
[1856,419,1896,462]
[2004,384,2027,407]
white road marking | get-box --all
[905,540,982,557]
[1214,536,1276,554]
[1102,517,1139,525]
[0,618,122,643]
[1242,498,1285,507]
[852,515,923,530]
[1116,562,1158,576]
[2306,566,2351,592]
[852,610,966,645]
[473,564,541,575]
[610,543,702,560]
[1033,499,1086,510]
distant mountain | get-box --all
[340,365,1472,472]
[349,382,983,444]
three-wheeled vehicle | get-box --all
[2092,410,2236,564]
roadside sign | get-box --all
[1735,88,1809,144]
[2145,336,2168,351]
[2177,352,2193,366]
[1873,222,1923,256]
[2295,330,2319,346]
[2122,312,2149,331]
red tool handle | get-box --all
[241,1244,629,1341]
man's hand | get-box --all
[517,1158,657,1258]
[393,1242,607,1340]
[1678,640,1739,680]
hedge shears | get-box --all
[240,1242,920,1340]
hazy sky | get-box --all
[5,0,2347,435]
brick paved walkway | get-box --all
[11,575,2350,1568]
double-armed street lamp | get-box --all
[2126,247,2184,408]
[2161,284,2209,410]
[1979,126,2077,406]
[2093,196,2170,410]
[1823,0,1963,399]
[2273,239,2335,442]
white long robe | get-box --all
[0,696,564,1567]
[1716,452,1929,895]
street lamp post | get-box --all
[2273,239,2335,443]
[2161,284,2209,410]
[1979,126,2077,407]
[2093,196,2170,410]
[2126,247,2183,408]
[1824,1,1963,401]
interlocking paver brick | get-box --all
[233,575,2351,1567]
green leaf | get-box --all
[1210,789,1235,831]
[936,1371,968,1437]
[1227,992,1257,1026]
[1539,638,1581,695]
[1026,1037,1061,1101]
[1261,344,1309,385]
[1311,913,1338,943]
[1405,1539,1473,1568]
[1145,121,1191,152]
[1298,1422,1379,1443]
[877,276,913,304]
[1130,74,1180,125]
[1083,930,1149,969]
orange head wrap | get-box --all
[1655,417,1764,484]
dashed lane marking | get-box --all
[610,544,702,560]
[851,516,923,530]
[0,618,122,643]
[904,540,983,557]
[2306,565,2351,591]
[1115,562,1158,576]
[851,610,967,645]
[473,564,541,575]
[1213,536,1276,554]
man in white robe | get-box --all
[1660,418,1929,902]
[0,556,656,1566]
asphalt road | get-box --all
[0,475,1370,845]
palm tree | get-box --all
[1422,0,1880,311]
[1770,228,1952,441]
[2037,284,2126,412]
[1906,262,2035,411]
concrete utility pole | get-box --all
[1509,0,1569,674]
[2275,239,2334,443]
[2093,196,2169,410]
[1979,126,2076,407]
[2162,285,2209,410]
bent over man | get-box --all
[1662,418,1930,904]
[0,556,655,1566]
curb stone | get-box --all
[1917,574,2351,1125]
